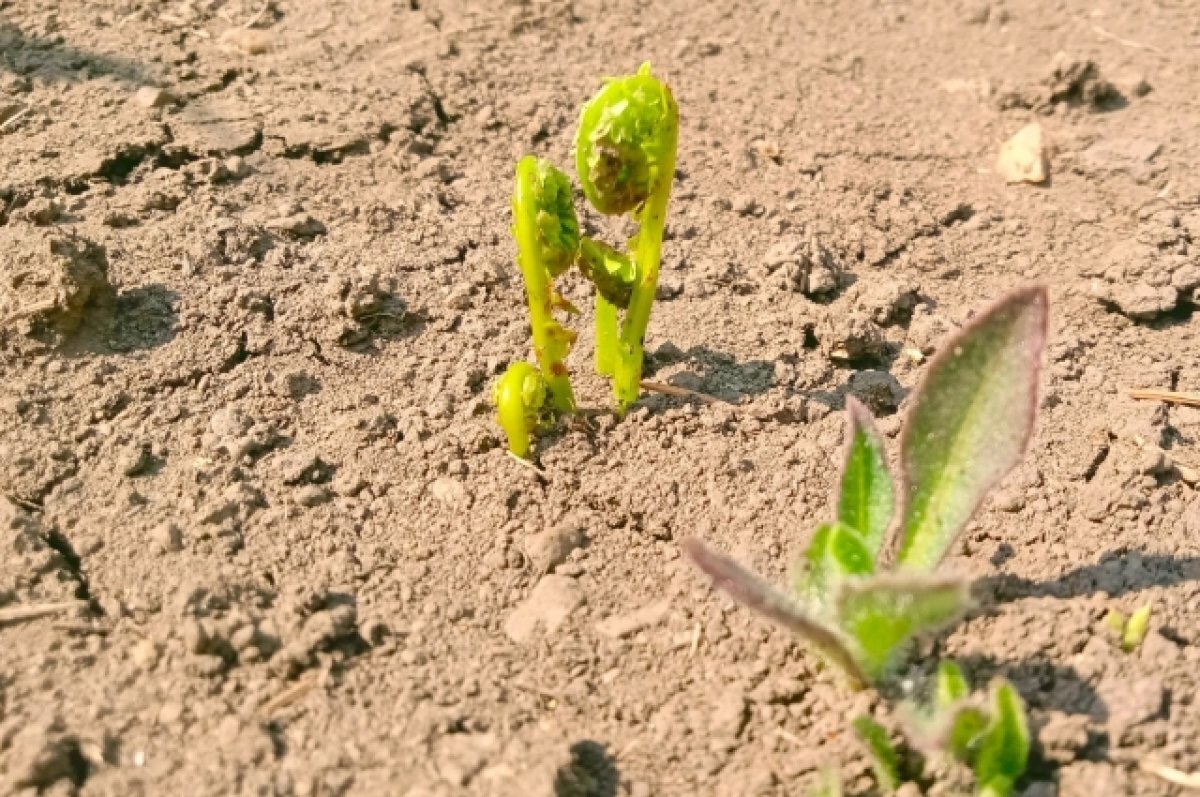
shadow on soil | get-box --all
[0,23,153,85]
[644,344,775,404]
[978,551,1200,602]
[953,653,1104,719]
[555,740,619,797]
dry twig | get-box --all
[1130,388,1200,408]
[0,601,87,626]
[639,380,724,405]
[1140,759,1200,790]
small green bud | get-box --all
[576,63,678,216]
[516,157,580,278]
[493,362,547,458]
[576,236,637,309]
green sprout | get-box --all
[905,662,1031,797]
[493,361,548,460]
[494,157,580,459]
[683,287,1049,686]
[493,64,679,457]
[511,155,581,413]
[575,62,679,409]
[1105,603,1152,652]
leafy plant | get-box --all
[494,64,679,457]
[905,662,1031,797]
[683,287,1049,685]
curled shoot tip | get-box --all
[575,67,678,216]
[493,362,547,459]
[513,156,579,415]
[577,237,637,309]
[521,156,580,277]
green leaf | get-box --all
[897,287,1049,571]
[973,680,1029,797]
[793,522,874,608]
[838,397,895,558]
[681,536,867,686]
[852,715,902,792]
[945,705,990,763]
[836,574,971,682]
[936,661,971,710]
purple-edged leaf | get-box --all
[835,573,972,682]
[681,536,866,685]
[837,398,895,559]
[896,287,1049,571]
[792,522,874,609]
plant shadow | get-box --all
[57,284,180,356]
[977,551,1200,603]
[555,740,619,797]
[951,653,1105,721]
[0,23,154,85]
[643,344,774,404]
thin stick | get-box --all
[0,106,31,132]
[506,450,547,477]
[244,1,273,28]
[1140,759,1200,790]
[1130,389,1200,408]
[260,674,317,718]
[639,380,723,405]
[1092,24,1165,54]
[0,601,87,626]
[2,300,58,327]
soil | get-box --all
[2,0,1199,795]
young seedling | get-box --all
[1105,603,1152,652]
[575,63,679,409]
[494,157,581,457]
[905,662,1031,797]
[494,64,679,456]
[683,287,1049,686]
[492,361,548,459]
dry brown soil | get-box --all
[3,0,1200,795]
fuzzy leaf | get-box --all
[946,705,990,763]
[852,715,902,792]
[794,522,874,608]
[973,681,1029,797]
[896,287,1049,571]
[836,574,971,681]
[681,536,866,685]
[838,397,895,557]
[937,661,971,710]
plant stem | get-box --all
[612,120,677,410]
[595,294,618,376]
[514,157,576,413]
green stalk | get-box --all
[613,138,675,408]
[513,156,577,413]
[595,295,619,376]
